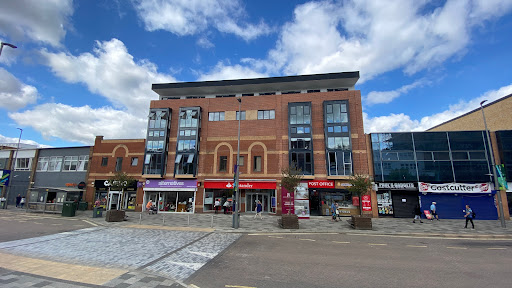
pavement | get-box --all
[0,207,511,288]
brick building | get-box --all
[85,136,145,211]
[141,71,369,216]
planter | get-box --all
[349,215,372,230]
[105,210,126,222]
[278,214,299,229]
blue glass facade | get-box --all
[371,131,492,183]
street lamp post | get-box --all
[233,97,241,228]
[3,128,23,209]
[480,100,506,228]
[0,42,17,57]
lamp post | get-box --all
[480,100,506,228]
[0,42,17,57]
[233,97,241,228]
[3,128,23,209]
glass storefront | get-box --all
[309,189,355,216]
[146,191,195,213]
[377,191,393,216]
[204,189,233,212]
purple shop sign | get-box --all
[144,179,197,189]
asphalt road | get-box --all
[187,233,512,288]
[0,209,95,242]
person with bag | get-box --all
[20,196,25,209]
[464,204,475,229]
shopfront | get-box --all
[27,187,82,213]
[307,180,357,216]
[203,180,276,213]
[143,179,197,213]
[376,182,417,218]
[94,180,138,211]
[418,182,498,220]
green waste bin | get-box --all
[62,202,76,217]
[78,202,88,211]
[93,207,103,218]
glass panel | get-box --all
[469,151,486,160]
[334,126,342,133]
[382,152,398,161]
[328,126,334,133]
[297,127,304,134]
[333,104,341,123]
[270,110,275,119]
[452,152,469,160]
[304,127,310,133]
[416,152,433,160]
[342,126,348,132]
[413,132,449,151]
[335,137,342,149]
[220,112,225,121]
[448,131,486,150]
[417,161,454,182]
[264,110,270,119]
[291,107,296,115]
[379,133,414,151]
[326,114,333,123]
[398,152,414,160]
[328,137,335,149]
[453,161,489,182]
[258,111,263,119]
[340,113,348,123]
[187,154,194,164]
[149,120,155,128]
[340,104,347,112]
[326,104,332,114]
[382,161,418,181]
[433,152,450,161]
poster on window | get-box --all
[294,183,309,218]
[377,192,393,215]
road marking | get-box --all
[348,233,511,241]
[268,236,283,239]
[33,222,44,225]
[407,245,427,248]
[487,248,507,250]
[248,232,337,236]
[82,220,98,227]
[446,247,467,250]
[332,241,350,244]
[368,243,387,246]
[225,285,257,288]
[51,224,62,226]
[299,239,316,241]
[189,285,201,288]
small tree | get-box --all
[348,174,373,215]
[281,164,303,215]
[108,172,136,211]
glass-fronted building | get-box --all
[371,131,499,219]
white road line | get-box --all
[82,220,98,227]
[487,248,507,250]
[248,233,337,236]
[299,239,316,241]
[368,243,387,246]
[332,241,350,244]
[225,285,257,288]
[446,247,467,250]
[189,285,201,288]
[348,233,511,241]
[51,224,62,226]
[268,236,283,239]
[407,245,427,248]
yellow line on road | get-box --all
[299,239,316,241]
[225,285,257,288]
[0,252,127,285]
[446,247,467,250]
[82,220,98,226]
[189,285,201,288]
[407,245,427,248]
[268,236,283,239]
[487,248,507,250]
[332,241,350,244]
[368,243,387,246]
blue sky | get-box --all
[1,0,512,148]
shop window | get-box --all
[131,157,138,166]
[115,157,123,171]
[219,156,228,172]
[101,157,108,166]
[254,156,262,172]
[37,157,49,171]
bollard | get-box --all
[211,215,214,228]
[188,214,190,226]
[139,213,142,225]
[163,214,165,224]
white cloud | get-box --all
[0,133,52,148]
[9,104,147,145]
[132,0,271,41]
[365,79,430,105]
[40,38,176,116]
[197,37,214,49]
[0,0,73,47]
[0,68,38,110]
[364,83,512,133]
[197,62,267,81]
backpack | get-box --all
[472,210,476,218]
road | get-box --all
[187,233,512,288]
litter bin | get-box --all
[78,202,88,211]
[93,207,103,218]
[62,201,76,217]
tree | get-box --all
[108,171,136,211]
[348,174,373,215]
[281,164,303,215]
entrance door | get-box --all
[108,191,121,210]
[246,193,269,213]
[391,191,419,218]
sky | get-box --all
[1,0,512,148]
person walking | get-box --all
[254,200,263,219]
[464,204,475,229]
[412,204,423,223]
[20,196,25,209]
[430,202,439,221]
[146,200,153,214]
[223,200,231,214]
[16,194,21,208]
[214,199,220,214]
[331,201,338,222]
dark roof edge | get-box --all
[152,71,360,90]
[426,93,512,131]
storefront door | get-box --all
[391,191,419,218]
[246,193,269,213]
[107,191,121,210]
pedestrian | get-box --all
[20,196,25,209]
[412,204,423,223]
[16,194,21,208]
[254,200,263,219]
[464,204,475,229]
[214,199,220,214]
[430,202,439,221]
[146,200,153,214]
[331,201,338,222]
[223,200,230,214]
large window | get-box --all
[253,156,262,172]
[257,110,275,120]
[208,112,225,121]
[37,157,49,171]
[289,102,313,175]
[496,131,512,181]
[175,154,194,175]
[115,157,123,172]
[15,158,31,171]
[48,156,63,171]
[219,156,227,172]
[236,111,246,120]
[175,107,200,176]
[63,156,78,171]
[324,100,351,176]
[144,108,170,176]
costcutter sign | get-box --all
[204,181,276,190]
[145,179,197,189]
[418,182,490,193]
[307,180,335,188]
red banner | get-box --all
[352,196,359,206]
[361,195,372,211]
[307,180,335,188]
[204,181,276,190]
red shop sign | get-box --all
[361,195,372,211]
[204,181,277,190]
[307,180,335,188]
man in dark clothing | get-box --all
[16,194,21,208]
[413,205,423,223]
[464,204,475,229]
